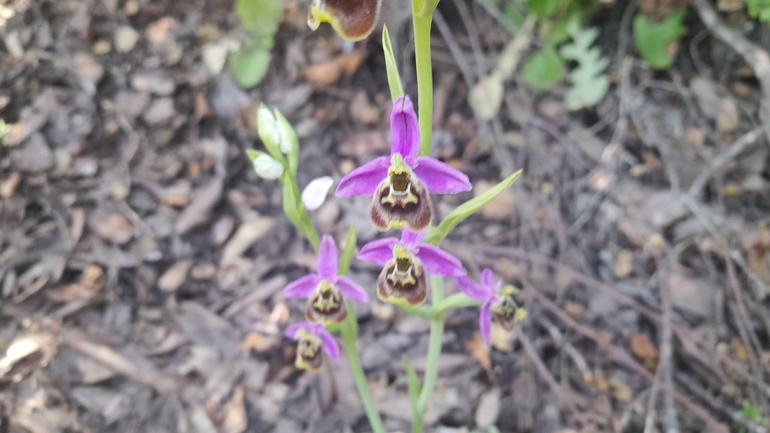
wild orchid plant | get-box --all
[247,0,526,431]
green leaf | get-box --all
[338,225,357,275]
[231,48,271,88]
[502,4,524,29]
[245,149,266,162]
[282,175,303,232]
[559,20,610,110]
[633,11,685,70]
[521,45,563,91]
[404,356,422,411]
[236,0,282,32]
[742,400,764,422]
[382,25,405,102]
[0,119,6,145]
[426,169,523,246]
[488,427,501,433]
[526,0,562,18]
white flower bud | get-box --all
[257,106,281,150]
[254,154,284,180]
[301,176,334,210]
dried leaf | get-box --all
[466,331,491,370]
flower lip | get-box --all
[285,321,340,364]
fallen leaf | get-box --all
[90,213,133,245]
[466,331,491,370]
[158,260,193,293]
[474,388,501,428]
[609,377,633,403]
[304,60,341,86]
[223,387,248,433]
[220,217,277,266]
[614,250,634,278]
[241,333,277,353]
[176,177,224,234]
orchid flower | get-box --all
[284,235,370,324]
[336,96,471,232]
[455,269,527,345]
[307,0,382,42]
[285,322,340,371]
[357,228,466,307]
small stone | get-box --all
[211,216,235,245]
[4,30,24,59]
[686,128,704,147]
[114,91,150,119]
[158,260,193,293]
[131,72,175,96]
[114,26,140,53]
[220,217,277,266]
[73,53,104,88]
[93,39,111,55]
[474,388,501,429]
[143,98,175,125]
[190,263,217,281]
[90,213,133,245]
[718,98,740,133]
[201,38,240,74]
[11,133,52,173]
[124,0,140,16]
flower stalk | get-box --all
[413,7,433,157]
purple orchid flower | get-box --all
[336,95,471,232]
[285,322,340,371]
[357,227,466,306]
[283,235,370,324]
[455,269,525,345]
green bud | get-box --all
[257,105,283,159]
[253,154,284,180]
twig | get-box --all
[689,0,770,144]
[643,369,661,433]
[517,329,590,426]
[523,280,731,433]
[687,127,764,198]
[656,250,680,433]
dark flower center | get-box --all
[396,256,411,272]
[390,171,410,192]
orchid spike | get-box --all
[455,269,527,345]
[284,235,370,324]
[285,322,340,371]
[336,96,472,232]
[308,0,382,42]
[357,227,466,306]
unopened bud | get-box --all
[301,176,334,210]
[254,154,284,180]
[257,105,281,153]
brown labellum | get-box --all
[371,177,432,232]
[490,293,521,331]
[296,335,324,371]
[305,282,348,324]
[376,255,428,307]
[307,0,383,42]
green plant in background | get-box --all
[738,400,764,433]
[0,119,6,145]
[747,0,770,22]
[559,18,609,110]
[231,0,283,88]
[633,10,685,70]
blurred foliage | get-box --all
[633,11,686,70]
[0,119,6,146]
[747,0,770,22]
[231,0,283,88]
[738,400,764,433]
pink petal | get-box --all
[318,329,340,362]
[283,275,320,298]
[391,96,420,159]
[357,237,398,266]
[412,157,472,194]
[401,227,426,248]
[336,156,390,197]
[481,268,495,287]
[285,322,319,339]
[336,276,370,303]
[480,298,494,345]
[454,277,492,301]
[415,245,466,277]
[317,235,339,279]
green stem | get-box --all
[414,277,445,431]
[433,293,481,314]
[341,308,386,433]
[398,304,435,320]
[413,5,433,157]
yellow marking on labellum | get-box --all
[386,245,417,286]
[382,154,419,206]
[312,281,340,313]
[295,331,323,371]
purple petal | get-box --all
[454,277,492,301]
[401,227,426,248]
[480,298,494,345]
[317,235,339,279]
[412,157,472,194]
[285,322,318,339]
[283,275,320,298]
[415,245,466,277]
[336,276,370,303]
[391,96,420,160]
[336,156,389,197]
[318,329,340,362]
[481,268,495,287]
[357,237,398,265]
